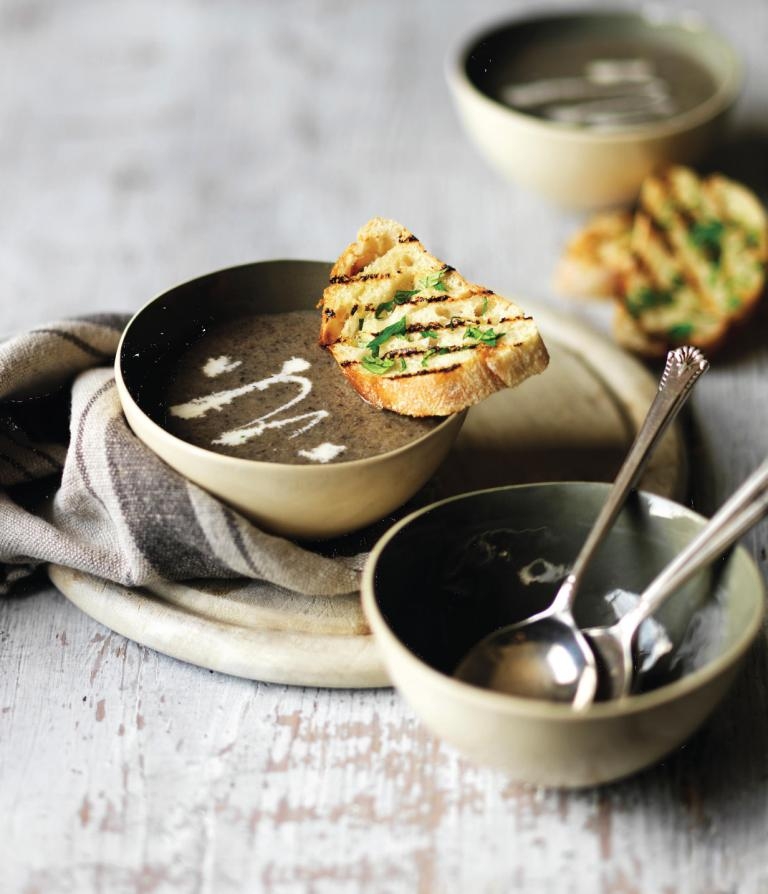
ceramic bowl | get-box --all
[362,482,764,787]
[446,10,742,208]
[115,260,465,540]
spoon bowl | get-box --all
[454,614,597,706]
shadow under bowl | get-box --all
[115,260,465,540]
[447,9,742,208]
[362,482,764,787]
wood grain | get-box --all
[1,1,767,892]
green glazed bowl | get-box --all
[362,482,764,787]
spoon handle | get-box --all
[618,458,768,638]
[554,347,708,612]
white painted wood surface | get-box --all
[1,1,767,892]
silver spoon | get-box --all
[585,458,768,702]
[454,346,709,709]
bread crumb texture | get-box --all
[319,217,549,416]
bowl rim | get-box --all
[446,7,743,144]
[362,480,766,721]
[115,258,464,475]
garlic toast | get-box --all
[557,166,767,356]
[319,218,549,416]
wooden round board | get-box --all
[49,302,686,688]
[440,301,685,500]
[48,567,387,688]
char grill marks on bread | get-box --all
[555,166,768,356]
[319,217,549,416]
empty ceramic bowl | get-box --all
[446,10,742,207]
[115,260,465,540]
[362,482,764,787]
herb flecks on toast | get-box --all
[319,218,549,416]
[555,166,768,357]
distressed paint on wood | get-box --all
[1,0,768,892]
[3,585,768,893]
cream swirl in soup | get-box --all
[161,311,440,464]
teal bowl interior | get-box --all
[372,482,764,697]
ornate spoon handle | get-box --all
[553,347,709,612]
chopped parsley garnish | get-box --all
[421,347,450,367]
[422,329,438,339]
[626,287,674,318]
[361,354,396,375]
[667,323,694,340]
[418,269,449,292]
[480,295,489,316]
[367,315,408,357]
[727,295,743,310]
[374,268,448,320]
[689,220,725,262]
[399,358,407,371]
[375,289,418,319]
[464,325,502,346]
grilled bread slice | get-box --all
[635,167,766,323]
[612,302,728,358]
[554,210,633,299]
[319,218,549,416]
[557,166,767,356]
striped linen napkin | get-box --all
[0,316,361,597]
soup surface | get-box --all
[476,35,718,130]
[161,310,440,464]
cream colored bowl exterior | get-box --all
[115,379,464,540]
[446,16,742,209]
[362,492,765,788]
[449,77,732,208]
[114,261,466,541]
[364,602,743,788]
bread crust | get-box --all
[319,218,549,416]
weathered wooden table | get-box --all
[2,1,767,891]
